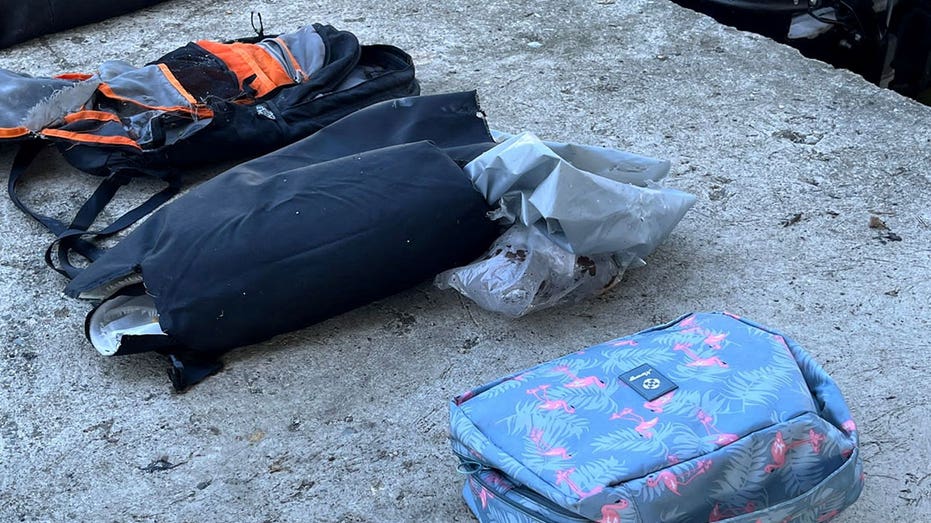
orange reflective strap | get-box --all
[197,40,294,97]
[157,63,198,105]
[0,127,30,139]
[196,40,253,88]
[41,128,142,150]
[54,73,94,81]
[63,111,122,124]
[96,83,213,119]
[275,37,305,80]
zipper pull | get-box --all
[456,459,486,475]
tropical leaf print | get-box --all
[696,390,731,413]
[497,451,532,481]
[571,456,628,490]
[766,340,803,369]
[453,420,493,455]
[666,358,731,384]
[602,342,678,371]
[656,504,693,523]
[665,423,713,457]
[546,355,604,374]
[501,402,589,441]
[651,389,702,417]
[811,485,857,519]
[719,367,791,407]
[501,402,538,436]
[481,374,537,399]
[560,383,621,414]
[708,435,773,505]
[648,329,698,346]
[591,423,674,458]
[778,445,834,497]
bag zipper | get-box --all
[261,39,301,83]
[455,454,589,522]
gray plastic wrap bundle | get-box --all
[435,132,696,317]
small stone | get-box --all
[527,41,543,49]
[868,215,888,230]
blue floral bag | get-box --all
[449,312,863,522]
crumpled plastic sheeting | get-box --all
[436,224,626,318]
[465,132,693,255]
[437,132,696,317]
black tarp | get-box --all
[66,92,501,389]
[0,1,166,49]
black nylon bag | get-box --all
[65,92,500,389]
[0,0,166,49]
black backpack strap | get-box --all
[45,177,181,279]
[166,354,224,392]
[8,142,180,279]
[8,141,69,235]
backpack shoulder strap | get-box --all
[8,142,180,279]
[8,141,69,235]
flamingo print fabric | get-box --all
[450,312,863,522]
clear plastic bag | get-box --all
[437,132,695,317]
[437,224,639,318]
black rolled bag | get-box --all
[0,0,166,49]
[65,92,501,390]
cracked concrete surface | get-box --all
[1,0,929,521]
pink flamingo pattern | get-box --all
[646,459,712,495]
[554,468,603,499]
[709,502,756,522]
[697,409,739,446]
[842,420,857,433]
[703,332,727,350]
[672,342,729,368]
[764,430,826,473]
[611,408,659,438]
[644,390,676,413]
[527,384,575,413]
[529,427,572,460]
[553,364,606,389]
[598,499,630,523]
[678,316,731,352]
[763,432,791,473]
[451,312,863,523]
[454,389,476,405]
[477,484,492,509]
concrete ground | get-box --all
[1,0,929,521]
